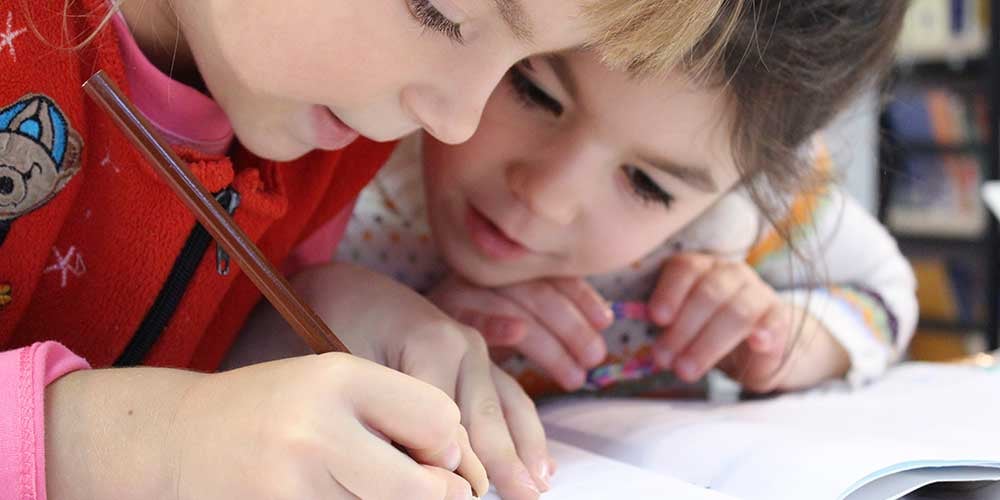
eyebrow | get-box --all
[640,156,718,193]
[494,0,533,42]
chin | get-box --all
[234,125,311,162]
[447,253,532,288]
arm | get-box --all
[0,340,484,500]
[749,187,918,386]
[0,343,88,500]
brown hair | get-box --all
[687,1,907,380]
[692,0,907,226]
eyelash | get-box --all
[623,165,674,208]
[407,0,464,44]
[508,65,564,116]
[507,65,671,209]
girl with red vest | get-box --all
[0,1,745,499]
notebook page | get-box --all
[537,363,1000,500]
[481,440,737,500]
[846,465,1000,500]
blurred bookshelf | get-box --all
[878,0,1000,359]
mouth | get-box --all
[464,204,531,261]
[310,106,360,151]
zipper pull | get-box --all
[214,187,242,276]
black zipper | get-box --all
[114,186,241,367]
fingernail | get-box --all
[752,329,773,350]
[446,480,473,500]
[654,305,672,324]
[536,460,552,491]
[517,467,542,494]
[585,339,606,366]
[565,367,586,390]
[443,442,462,471]
[675,358,699,381]
[655,349,674,368]
[597,302,614,327]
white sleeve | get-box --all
[751,187,918,385]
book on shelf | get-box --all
[886,153,986,237]
[911,256,984,325]
[885,86,988,237]
[896,0,989,63]
[489,363,1000,500]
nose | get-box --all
[506,151,590,226]
[400,62,507,145]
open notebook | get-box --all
[485,362,1000,499]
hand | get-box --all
[46,354,483,500]
[291,263,554,499]
[649,253,848,392]
[429,275,613,392]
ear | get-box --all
[0,98,31,133]
[59,129,83,180]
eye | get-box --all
[623,165,674,208]
[23,163,42,181]
[407,0,464,44]
[508,65,564,116]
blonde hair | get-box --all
[37,0,742,79]
[584,0,745,78]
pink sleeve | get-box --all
[0,342,90,500]
[283,201,357,276]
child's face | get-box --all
[423,51,742,286]
[175,0,589,160]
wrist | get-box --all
[45,367,204,500]
[775,308,850,391]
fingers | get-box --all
[649,254,715,325]
[515,320,587,390]
[457,346,541,500]
[433,283,531,348]
[654,260,746,369]
[458,311,527,347]
[423,465,478,500]
[492,365,553,492]
[671,282,772,382]
[498,281,606,369]
[339,354,473,471]
[730,305,796,393]
[548,277,613,330]
[331,415,470,500]
[453,425,489,498]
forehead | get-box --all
[498,0,591,51]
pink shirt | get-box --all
[1,13,351,499]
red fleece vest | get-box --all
[0,0,394,370]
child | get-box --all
[0,0,740,499]
[312,0,915,398]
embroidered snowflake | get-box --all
[0,12,27,63]
[44,246,87,288]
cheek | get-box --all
[570,206,675,275]
[206,0,405,104]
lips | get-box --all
[310,105,360,151]
[464,204,530,261]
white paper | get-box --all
[535,363,1000,500]
[481,440,737,500]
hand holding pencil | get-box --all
[81,71,490,499]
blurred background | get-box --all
[826,0,998,362]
